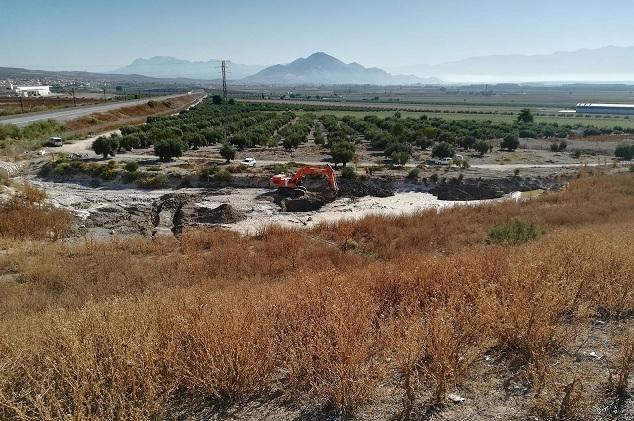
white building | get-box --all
[10,83,51,97]
[576,103,634,115]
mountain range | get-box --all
[108,46,634,84]
[6,46,634,87]
[111,56,265,80]
[393,46,634,82]
[241,53,439,85]
[110,53,440,85]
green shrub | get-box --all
[154,138,184,161]
[314,131,325,145]
[429,173,439,182]
[140,173,168,188]
[220,143,236,163]
[391,151,409,166]
[199,167,217,182]
[124,161,139,172]
[407,168,420,179]
[330,141,355,167]
[488,220,538,245]
[501,134,520,151]
[99,168,118,181]
[92,135,119,158]
[213,168,232,182]
[341,166,357,179]
[122,171,142,183]
[615,144,634,161]
[226,164,248,174]
[474,140,490,156]
[431,142,454,159]
[517,108,534,123]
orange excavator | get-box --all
[270,164,339,194]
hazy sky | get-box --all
[2,0,633,71]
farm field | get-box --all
[291,108,634,128]
[232,84,634,108]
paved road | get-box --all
[0,94,187,127]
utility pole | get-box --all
[72,87,77,107]
[19,95,24,113]
[220,60,229,143]
[221,60,228,99]
[102,88,106,102]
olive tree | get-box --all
[92,135,119,159]
[219,142,236,163]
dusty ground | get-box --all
[28,178,525,238]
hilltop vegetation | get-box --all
[1,171,634,419]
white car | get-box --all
[438,157,453,165]
[241,157,257,167]
[48,137,63,147]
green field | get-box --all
[295,109,634,128]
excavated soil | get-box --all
[152,194,247,235]
[429,177,565,201]
[192,203,246,224]
[25,173,568,239]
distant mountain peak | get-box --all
[242,52,441,86]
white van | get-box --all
[48,137,63,147]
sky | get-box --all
[2,0,634,72]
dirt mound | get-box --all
[338,178,393,198]
[263,188,329,212]
[429,177,563,201]
[280,195,325,212]
[188,203,247,224]
[430,182,505,200]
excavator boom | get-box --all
[270,164,338,193]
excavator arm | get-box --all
[270,164,339,193]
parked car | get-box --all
[241,157,257,167]
[48,137,63,147]
[438,157,453,165]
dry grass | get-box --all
[65,94,202,134]
[1,173,634,419]
[0,183,71,240]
